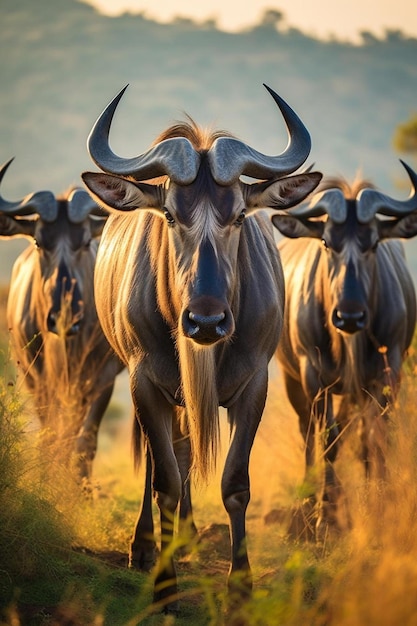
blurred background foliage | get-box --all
[2,0,417,282]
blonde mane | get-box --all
[319,175,375,199]
[153,116,235,150]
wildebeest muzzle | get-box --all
[182,295,234,345]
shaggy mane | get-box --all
[319,175,375,199]
[153,115,235,151]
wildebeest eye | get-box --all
[163,208,175,226]
[234,210,246,227]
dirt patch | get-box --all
[197,523,230,561]
[72,545,129,568]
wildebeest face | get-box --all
[319,205,380,334]
[0,204,105,336]
[273,190,417,335]
[273,204,380,335]
[82,167,320,345]
[34,207,100,335]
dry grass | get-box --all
[82,351,417,624]
[2,324,417,623]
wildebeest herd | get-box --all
[2,84,417,612]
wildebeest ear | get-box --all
[271,214,325,239]
[81,172,162,213]
[246,172,322,211]
[378,213,417,240]
[0,214,37,239]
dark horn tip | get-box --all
[262,84,291,111]
[262,83,311,136]
[303,162,316,173]
[1,157,15,171]
[0,157,15,184]
[105,84,130,112]
[92,84,130,127]
[263,83,280,101]
[399,159,417,189]
[399,159,416,176]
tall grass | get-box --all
[0,351,74,619]
[239,346,417,626]
[1,320,417,623]
[0,360,155,625]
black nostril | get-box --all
[183,310,228,343]
[333,309,366,333]
[181,296,234,344]
[187,312,227,338]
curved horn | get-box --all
[0,158,57,221]
[357,160,417,223]
[87,85,201,184]
[68,188,107,223]
[289,188,347,223]
[207,84,312,185]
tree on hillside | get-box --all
[392,115,417,191]
[393,114,417,155]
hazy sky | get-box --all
[82,0,416,43]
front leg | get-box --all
[310,391,343,534]
[359,396,389,481]
[173,408,198,545]
[359,350,402,481]
[130,445,157,572]
[221,367,268,603]
[130,369,182,611]
[284,369,343,536]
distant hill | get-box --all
[1,0,417,282]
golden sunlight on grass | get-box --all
[3,334,417,624]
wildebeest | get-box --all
[272,162,417,531]
[0,158,124,480]
[81,84,321,607]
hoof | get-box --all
[129,544,157,573]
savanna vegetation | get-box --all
[1,280,417,625]
[2,1,417,624]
